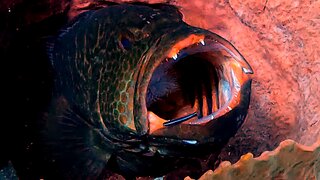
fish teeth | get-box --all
[172,54,178,60]
[200,39,205,46]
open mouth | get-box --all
[146,34,253,134]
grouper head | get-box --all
[46,2,253,178]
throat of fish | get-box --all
[145,35,253,134]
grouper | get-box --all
[6,2,253,179]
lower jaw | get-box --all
[146,79,252,143]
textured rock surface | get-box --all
[1,0,319,179]
[186,140,320,180]
[173,0,320,164]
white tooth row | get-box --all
[171,39,205,60]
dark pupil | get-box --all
[121,37,131,50]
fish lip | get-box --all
[136,30,253,139]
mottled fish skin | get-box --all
[44,3,192,178]
[50,3,186,136]
[37,3,253,179]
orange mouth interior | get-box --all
[146,35,253,134]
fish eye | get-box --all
[119,36,132,50]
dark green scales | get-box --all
[51,4,192,134]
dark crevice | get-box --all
[263,0,269,12]
[225,0,257,32]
